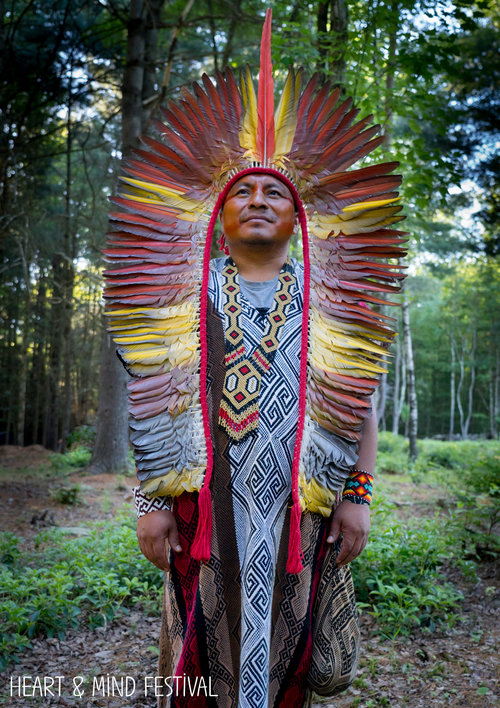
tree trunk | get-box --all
[392,330,405,435]
[222,0,242,67]
[329,0,348,89]
[45,253,65,450]
[455,323,476,440]
[207,0,219,72]
[449,328,455,440]
[402,294,418,460]
[61,63,76,452]
[376,367,387,430]
[122,0,146,156]
[31,272,47,443]
[463,321,476,437]
[384,1,398,143]
[456,339,466,439]
[142,0,164,125]
[87,329,130,474]
[16,233,31,446]
[89,0,165,474]
[317,0,348,89]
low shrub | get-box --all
[50,484,82,505]
[49,446,91,473]
[66,424,96,449]
[352,499,465,638]
[448,446,500,560]
[0,509,163,670]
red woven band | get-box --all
[192,167,310,574]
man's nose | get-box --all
[248,187,267,207]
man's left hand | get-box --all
[326,500,370,567]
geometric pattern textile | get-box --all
[219,258,296,441]
[307,542,360,696]
[156,262,360,707]
[133,485,170,517]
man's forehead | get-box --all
[228,173,293,196]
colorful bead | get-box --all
[342,470,374,505]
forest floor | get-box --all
[0,445,498,708]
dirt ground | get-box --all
[0,446,498,708]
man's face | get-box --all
[221,174,298,250]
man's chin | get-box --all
[228,235,276,248]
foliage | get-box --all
[352,500,464,639]
[49,446,92,473]
[0,510,163,671]
[375,434,500,556]
[376,432,409,474]
[359,436,500,636]
[50,484,82,506]
[66,425,96,449]
[0,0,498,451]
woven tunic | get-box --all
[158,259,357,708]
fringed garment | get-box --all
[157,260,359,707]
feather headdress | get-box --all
[104,9,406,572]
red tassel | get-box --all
[191,485,213,562]
[286,500,304,573]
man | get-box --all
[105,10,404,706]
[132,172,378,707]
[137,173,375,573]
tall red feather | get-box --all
[257,8,275,164]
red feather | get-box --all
[257,8,275,164]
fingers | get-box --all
[326,515,340,544]
[336,531,369,567]
[137,533,170,571]
[167,524,182,554]
[325,500,371,566]
[136,510,182,572]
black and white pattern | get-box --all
[133,485,170,517]
[209,258,303,708]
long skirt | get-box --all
[157,492,359,708]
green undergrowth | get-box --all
[376,433,500,559]
[49,445,92,473]
[351,499,469,639]
[352,434,500,638]
[1,436,498,668]
[0,509,163,671]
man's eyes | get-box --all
[232,186,283,197]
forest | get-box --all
[1,0,499,458]
[0,1,499,705]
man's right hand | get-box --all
[136,509,182,571]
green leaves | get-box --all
[352,505,464,639]
[0,511,163,671]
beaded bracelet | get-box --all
[342,468,374,505]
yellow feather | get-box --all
[239,66,258,157]
[120,177,201,214]
[298,473,335,516]
[141,466,206,496]
[273,69,301,164]
[342,196,401,212]
[311,204,403,238]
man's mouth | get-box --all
[244,215,271,222]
